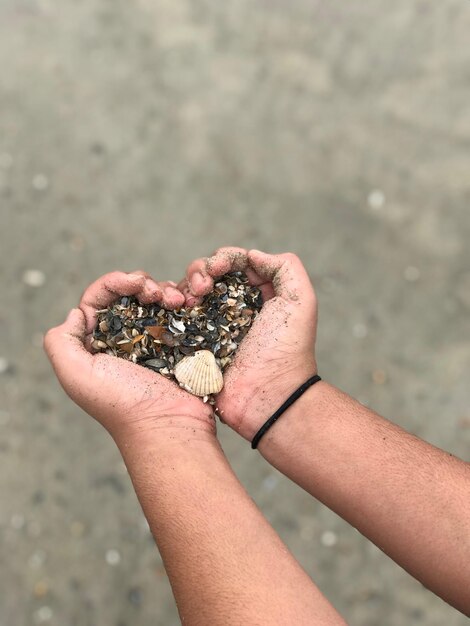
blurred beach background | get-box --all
[1,1,469,624]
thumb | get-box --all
[44,308,93,405]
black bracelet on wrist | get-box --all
[251,374,322,450]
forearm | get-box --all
[258,382,470,615]
[116,418,344,626]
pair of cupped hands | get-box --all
[45,247,318,445]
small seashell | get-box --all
[144,358,167,369]
[174,350,223,397]
[169,319,186,334]
[161,331,178,347]
[146,325,165,340]
[91,339,108,350]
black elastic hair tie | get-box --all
[251,374,322,449]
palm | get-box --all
[216,295,317,439]
[85,354,209,431]
[45,271,216,439]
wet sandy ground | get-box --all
[1,1,469,624]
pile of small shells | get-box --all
[92,272,262,402]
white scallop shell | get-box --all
[174,350,223,396]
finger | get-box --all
[128,270,174,306]
[44,308,93,405]
[80,272,147,334]
[134,275,185,308]
[81,272,147,308]
[243,267,276,302]
[137,278,164,305]
[176,278,201,307]
[185,258,214,297]
[159,281,185,309]
[248,250,313,303]
[258,283,276,302]
[206,246,250,275]
[187,247,250,297]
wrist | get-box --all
[114,415,224,499]
[256,378,331,456]
[241,358,318,443]
[110,406,217,451]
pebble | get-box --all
[23,269,46,287]
[32,174,49,191]
[34,605,53,623]
[404,266,420,282]
[0,357,10,374]
[367,189,385,210]
[352,323,368,339]
[105,548,121,566]
[320,530,338,547]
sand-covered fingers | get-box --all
[248,250,315,305]
[80,272,147,335]
[129,271,184,308]
[182,246,275,306]
[80,271,185,339]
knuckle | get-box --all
[281,252,300,264]
[101,270,121,282]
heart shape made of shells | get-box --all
[92,272,263,402]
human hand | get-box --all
[44,271,215,444]
[178,248,318,441]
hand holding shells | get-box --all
[44,272,216,441]
[180,248,319,441]
[45,249,318,444]
[91,271,263,404]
